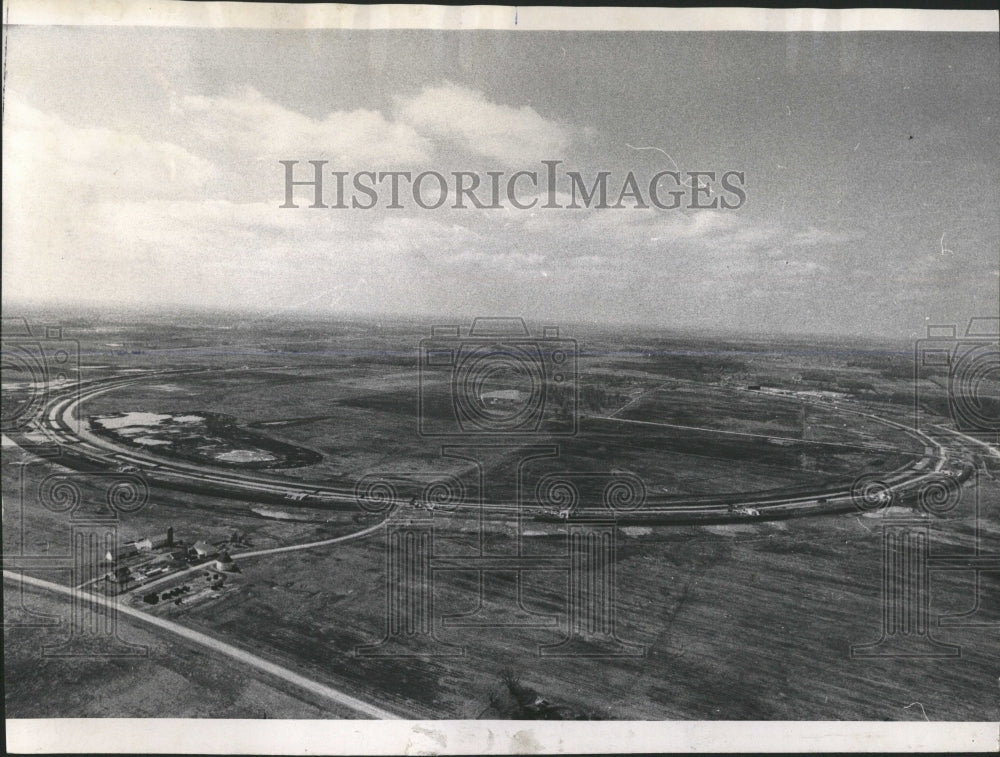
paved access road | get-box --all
[4,570,402,720]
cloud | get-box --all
[2,92,218,304]
[3,87,905,333]
[397,82,572,166]
[3,93,216,202]
[178,87,433,167]
[172,83,574,170]
[791,226,864,247]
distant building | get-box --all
[190,541,216,559]
[797,390,849,401]
[757,386,796,397]
[152,546,188,564]
[105,543,139,564]
[214,551,239,572]
[106,565,132,584]
[136,528,174,552]
[480,389,526,406]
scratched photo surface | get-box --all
[3,20,999,730]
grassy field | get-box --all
[77,330,919,503]
[3,587,357,718]
[4,312,995,720]
[164,496,1000,720]
[1,440,375,564]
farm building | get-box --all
[152,547,189,564]
[190,541,216,559]
[106,565,132,584]
[105,543,139,564]
[214,551,239,572]
[136,527,174,552]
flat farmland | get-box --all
[613,381,806,436]
[1,440,380,565]
[3,586,354,718]
[78,361,915,503]
[165,489,1000,720]
[612,382,918,450]
[9,314,991,722]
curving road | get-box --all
[231,510,393,560]
[6,369,983,721]
[27,371,959,522]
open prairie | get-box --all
[4,312,998,720]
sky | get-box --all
[2,27,998,338]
